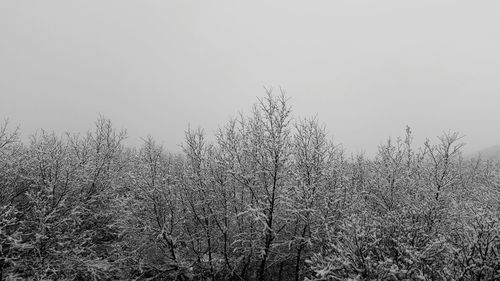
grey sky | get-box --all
[1,1,500,155]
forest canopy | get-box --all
[1,92,500,280]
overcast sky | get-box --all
[1,1,500,155]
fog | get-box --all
[2,0,500,155]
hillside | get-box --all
[470,144,500,162]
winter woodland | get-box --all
[1,92,500,280]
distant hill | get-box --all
[469,144,500,162]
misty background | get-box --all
[1,0,500,156]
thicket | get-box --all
[1,92,499,280]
